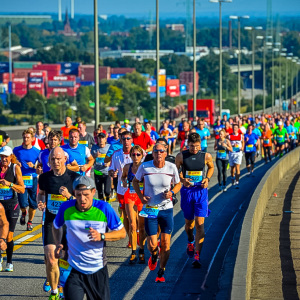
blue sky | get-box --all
[1,0,299,17]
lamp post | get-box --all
[210,0,232,117]
[256,36,264,112]
[193,0,197,118]
[229,15,249,115]
[94,0,100,127]
[280,49,287,113]
[287,56,292,112]
[297,61,300,110]
[35,99,47,122]
[156,0,160,130]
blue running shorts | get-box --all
[145,208,174,236]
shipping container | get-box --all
[13,82,27,89]
[187,99,215,125]
[166,85,179,92]
[60,62,80,69]
[158,75,166,87]
[29,71,47,78]
[111,68,135,74]
[48,75,76,81]
[158,69,166,75]
[13,61,40,69]
[80,81,95,86]
[141,73,150,78]
[14,69,32,78]
[0,73,14,81]
[13,77,27,83]
[168,91,180,97]
[28,77,44,83]
[180,84,187,91]
[0,93,8,106]
[147,79,156,86]
[167,79,180,86]
[79,66,111,81]
[166,75,177,80]
[110,74,125,79]
[47,87,76,97]
[0,62,9,73]
[180,90,187,96]
[48,81,75,87]
[33,64,61,71]
[28,83,43,89]
[46,71,61,77]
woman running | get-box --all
[0,146,25,272]
[260,123,273,163]
[214,129,232,192]
[121,145,146,264]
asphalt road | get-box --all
[0,141,280,300]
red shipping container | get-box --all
[48,75,76,81]
[13,77,27,83]
[33,64,61,71]
[166,79,180,86]
[148,86,156,93]
[168,91,180,97]
[28,83,43,89]
[166,85,179,92]
[14,69,32,77]
[0,73,14,81]
[29,71,47,77]
[75,83,81,89]
[47,87,76,97]
[13,82,27,89]
[111,68,135,74]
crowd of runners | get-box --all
[0,111,299,300]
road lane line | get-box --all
[13,224,42,242]
[14,235,34,245]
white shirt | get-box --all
[135,160,180,210]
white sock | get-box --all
[51,289,58,294]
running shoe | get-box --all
[223,186,227,192]
[137,232,140,246]
[48,293,60,300]
[0,256,3,272]
[127,241,132,248]
[186,242,195,258]
[218,185,223,192]
[20,210,27,226]
[235,182,240,189]
[148,254,158,271]
[5,263,13,272]
[129,253,137,264]
[192,251,201,268]
[27,221,33,231]
[155,268,165,283]
[43,279,51,292]
[58,285,64,299]
[138,252,145,264]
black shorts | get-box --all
[1,201,20,233]
[64,265,110,300]
[44,212,67,247]
[245,152,256,166]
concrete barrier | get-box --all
[231,147,300,300]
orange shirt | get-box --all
[60,126,77,140]
[261,130,272,147]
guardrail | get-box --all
[231,147,300,299]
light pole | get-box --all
[35,99,47,122]
[297,61,300,110]
[94,0,100,127]
[280,49,287,113]
[193,0,197,118]
[256,36,264,112]
[156,0,160,130]
[245,26,262,116]
[229,15,249,115]
[210,0,232,117]
[287,56,292,112]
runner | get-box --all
[13,129,40,231]
[228,124,244,188]
[195,118,211,153]
[214,129,232,191]
[0,146,25,272]
[53,176,125,300]
[91,132,111,202]
[175,132,214,268]
[133,142,181,282]
[285,119,297,152]
[260,123,273,163]
[0,202,9,271]
[274,121,289,157]
[28,127,46,150]
[121,145,146,264]
[213,119,224,140]
[244,125,259,176]
[78,121,95,149]
[107,126,120,145]
[38,147,80,300]
[145,121,159,142]
[132,122,154,153]
[61,117,77,144]
[159,122,174,154]
[36,121,46,140]
[0,129,10,148]
[61,129,94,176]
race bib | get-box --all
[47,194,67,215]
[139,205,159,219]
[95,154,106,165]
[186,171,202,186]
[217,150,226,159]
[233,145,240,152]
[276,135,284,143]
[245,144,254,152]
[129,183,143,194]
[79,140,88,146]
[59,259,72,288]
[263,139,269,146]
[23,175,33,188]
[0,184,13,200]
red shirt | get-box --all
[178,131,188,141]
[225,127,233,135]
[32,138,46,150]
[132,132,154,150]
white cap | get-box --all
[0,146,13,157]
[278,121,283,126]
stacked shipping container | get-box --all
[28,71,47,96]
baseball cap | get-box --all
[156,137,168,146]
[73,176,96,190]
[0,146,13,157]
[144,118,149,123]
[278,121,283,126]
[124,119,130,124]
[97,132,106,138]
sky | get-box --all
[1,0,299,18]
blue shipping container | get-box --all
[0,93,8,106]
[29,77,43,83]
[76,77,81,83]
[48,81,75,87]
[180,84,187,91]
[167,75,177,80]
[147,79,156,86]
[149,92,166,98]
[141,73,150,78]
[81,81,95,86]
[180,90,187,96]
[110,74,125,79]
[159,86,166,93]
[60,62,80,69]
[61,68,79,75]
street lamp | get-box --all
[94,0,100,127]
[244,26,262,116]
[210,0,232,117]
[193,0,197,118]
[273,47,280,111]
[230,15,249,115]
[280,49,287,113]
[156,0,160,130]
[256,36,265,112]
[35,99,47,122]
[287,56,292,112]
[297,61,300,110]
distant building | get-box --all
[166,24,184,32]
[100,50,174,61]
[110,31,130,37]
[140,24,157,31]
[58,9,77,37]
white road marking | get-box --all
[14,235,34,245]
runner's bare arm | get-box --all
[121,164,129,187]
[67,159,79,172]
[0,203,9,251]
[37,189,46,211]
[104,155,112,164]
[205,152,214,179]
[89,226,126,242]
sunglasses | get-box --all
[153,149,166,153]
[131,153,142,157]
[122,137,132,140]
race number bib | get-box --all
[79,140,88,146]
[217,150,226,159]
[0,184,13,200]
[95,154,106,165]
[129,183,143,194]
[23,175,33,188]
[276,135,284,143]
[139,205,159,219]
[263,139,269,146]
[245,144,254,152]
[233,145,240,152]
[47,194,67,215]
[186,171,203,186]
[59,259,72,287]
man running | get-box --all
[61,117,77,144]
[244,124,259,176]
[175,132,214,268]
[195,118,211,153]
[132,122,154,153]
[53,176,125,300]
[274,121,289,157]
[13,129,40,231]
[78,121,95,149]
[38,147,80,300]
[133,143,181,282]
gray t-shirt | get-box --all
[79,132,96,149]
[91,144,110,175]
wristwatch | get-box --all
[206,177,211,182]
[9,182,14,188]
[171,190,175,196]
[100,233,105,241]
[0,238,7,244]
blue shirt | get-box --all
[61,144,90,166]
[38,148,75,173]
[195,128,210,148]
[252,128,262,137]
[13,146,40,177]
[107,137,119,145]
[244,133,259,152]
[213,124,224,137]
[106,141,123,157]
[286,125,297,139]
[150,130,159,141]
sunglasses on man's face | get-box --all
[153,149,166,153]
[131,153,142,157]
[122,137,132,140]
